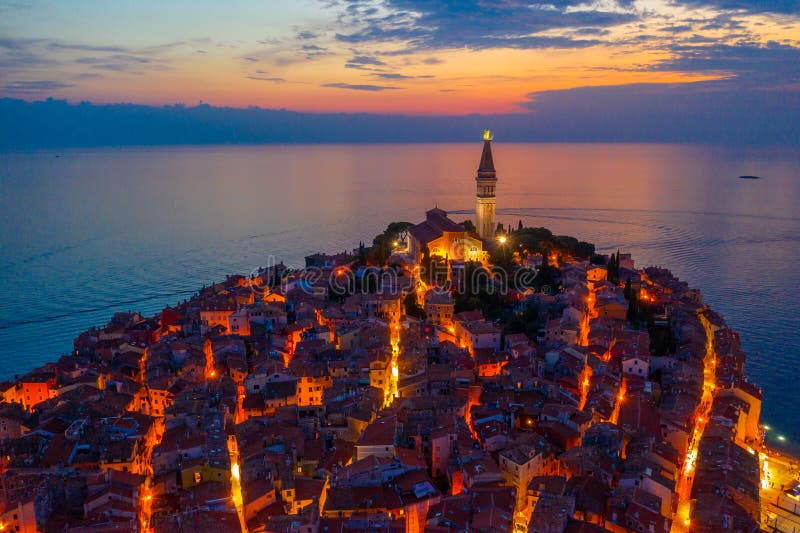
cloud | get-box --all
[344,54,387,69]
[0,37,184,75]
[296,30,318,40]
[373,72,413,79]
[332,0,637,51]
[673,0,800,15]
[373,72,434,79]
[75,53,169,73]
[651,41,800,85]
[2,93,795,146]
[2,80,74,93]
[422,57,443,65]
[301,44,330,60]
[519,79,799,144]
[46,42,129,53]
[322,82,402,91]
[247,75,286,82]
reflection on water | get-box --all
[1,143,799,439]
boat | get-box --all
[739,175,762,180]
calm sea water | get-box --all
[1,143,799,443]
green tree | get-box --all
[403,293,426,319]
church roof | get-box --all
[477,139,496,177]
[409,208,465,245]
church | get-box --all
[408,130,497,263]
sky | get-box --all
[1,0,799,116]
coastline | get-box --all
[1,232,793,531]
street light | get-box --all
[497,235,507,244]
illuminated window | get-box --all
[194,472,202,484]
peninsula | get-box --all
[0,136,794,533]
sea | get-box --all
[1,143,798,446]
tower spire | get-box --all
[478,131,496,176]
[475,130,498,241]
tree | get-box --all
[518,220,523,231]
[357,241,367,266]
[626,286,639,324]
[607,251,619,284]
[369,221,414,265]
[403,293,426,319]
[460,219,476,233]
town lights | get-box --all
[778,435,786,442]
[231,462,240,481]
[497,236,507,244]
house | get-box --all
[425,290,455,327]
[586,266,607,282]
[354,417,397,461]
[498,436,556,506]
[459,320,501,354]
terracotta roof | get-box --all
[409,209,465,245]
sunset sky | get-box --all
[1,0,799,115]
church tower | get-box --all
[475,129,497,241]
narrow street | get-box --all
[228,441,247,533]
[671,333,716,531]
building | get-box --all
[475,129,497,241]
[424,290,455,327]
[408,207,483,263]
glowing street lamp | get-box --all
[498,236,507,244]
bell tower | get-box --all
[475,129,497,241]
